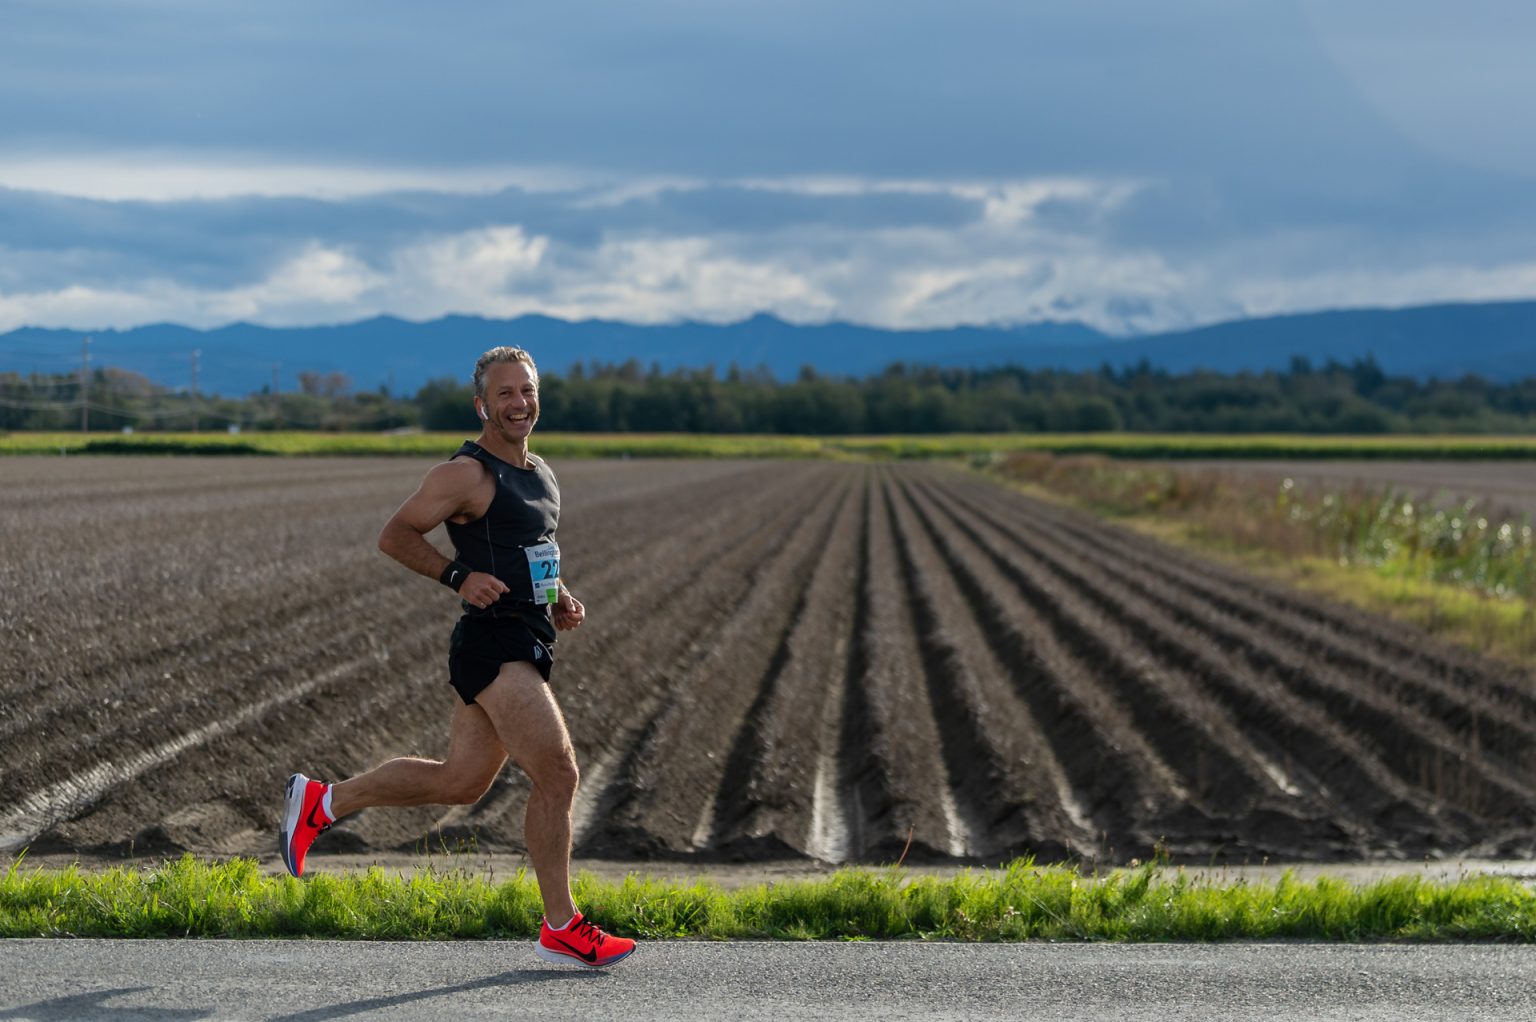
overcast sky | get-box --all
[2,0,1534,336]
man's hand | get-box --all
[459,571,510,609]
[553,588,585,631]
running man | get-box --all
[279,345,636,969]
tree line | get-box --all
[4,357,1536,434]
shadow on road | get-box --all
[0,971,599,1022]
[0,987,211,1020]
[266,968,603,1021]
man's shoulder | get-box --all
[428,455,490,492]
[441,451,487,471]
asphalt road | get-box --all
[2,940,1533,1021]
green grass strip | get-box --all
[5,856,1535,941]
[5,431,1536,459]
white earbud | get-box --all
[479,405,489,421]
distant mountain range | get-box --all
[4,300,1534,396]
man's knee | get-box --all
[532,748,580,801]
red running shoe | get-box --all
[279,772,331,878]
[536,912,637,969]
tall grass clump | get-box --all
[5,855,1536,942]
[1288,486,1535,600]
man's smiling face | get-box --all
[480,360,539,443]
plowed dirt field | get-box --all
[3,457,1534,865]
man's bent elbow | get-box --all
[377,519,409,560]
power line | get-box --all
[0,379,90,393]
[2,349,403,430]
[0,394,338,429]
[0,395,85,411]
[0,350,83,362]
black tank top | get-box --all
[444,440,560,619]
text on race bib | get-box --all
[525,541,561,606]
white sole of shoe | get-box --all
[279,772,307,877]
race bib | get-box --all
[525,541,561,606]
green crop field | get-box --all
[5,430,1536,459]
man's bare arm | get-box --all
[378,460,509,608]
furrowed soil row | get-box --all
[883,475,1094,860]
[2,568,424,816]
[902,474,1353,855]
[30,642,436,858]
[0,462,515,710]
[0,469,419,735]
[826,478,882,861]
[846,470,971,860]
[936,468,1536,826]
[1043,509,1536,766]
[585,474,853,856]
[705,477,863,860]
[0,578,379,746]
[893,477,1189,852]
[33,579,462,856]
[921,470,1523,854]
[1022,524,1536,818]
[19,554,455,854]
[0,488,412,729]
[1009,482,1536,713]
[557,465,845,852]
[0,654,384,853]
[989,472,1536,713]
[922,469,1512,854]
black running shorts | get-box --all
[447,611,555,705]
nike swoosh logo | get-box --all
[549,936,599,963]
[306,802,328,830]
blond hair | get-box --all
[473,346,539,399]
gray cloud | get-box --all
[2,170,1531,337]
[2,2,1536,335]
[0,0,1452,183]
[0,181,986,290]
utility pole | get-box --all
[80,336,91,432]
[271,362,281,430]
[191,348,201,433]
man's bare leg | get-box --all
[472,661,580,927]
[329,702,507,819]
